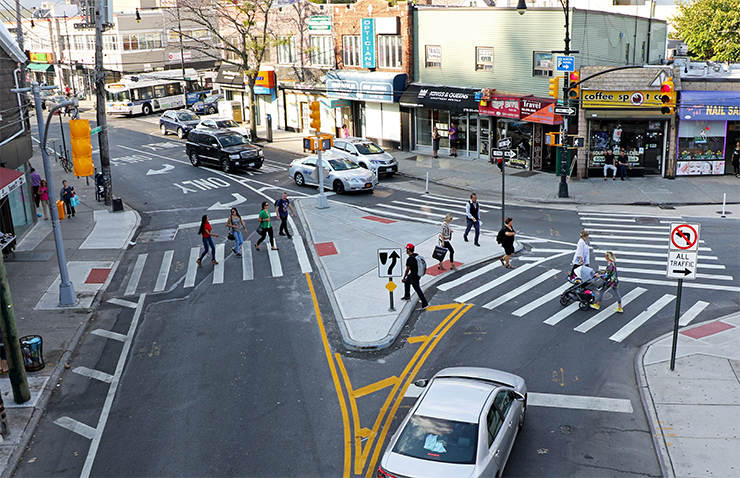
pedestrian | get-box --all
[400,243,429,310]
[341,124,349,138]
[275,192,296,239]
[226,207,247,257]
[438,213,455,271]
[591,251,623,313]
[38,179,50,220]
[30,168,42,209]
[617,150,631,180]
[432,126,441,159]
[570,230,590,276]
[255,201,278,251]
[60,179,76,217]
[463,193,481,246]
[498,217,516,268]
[731,141,740,178]
[448,122,458,157]
[196,215,219,266]
[603,150,617,180]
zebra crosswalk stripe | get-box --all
[482,269,561,310]
[543,302,580,326]
[512,283,570,317]
[609,294,676,342]
[242,241,254,280]
[213,244,225,284]
[125,254,148,296]
[154,250,174,292]
[438,262,502,291]
[574,287,647,333]
[185,247,199,288]
[268,247,283,277]
[679,300,709,326]
[455,263,536,303]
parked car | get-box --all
[288,151,377,194]
[191,93,224,115]
[195,118,252,142]
[159,110,201,139]
[39,90,64,110]
[331,137,398,176]
[378,367,527,478]
[186,130,263,174]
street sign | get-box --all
[571,136,585,148]
[91,126,102,135]
[669,223,700,252]
[556,56,575,72]
[377,248,403,278]
[498,137,512,149]
[554,105,577,116]
[490,149,517,159]
[666,251,698,280]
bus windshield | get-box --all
[106,90,130,102]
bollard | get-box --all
[425,172,429,194]
[721,193,726,218]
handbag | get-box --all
[432,244,447,262]
[69,195,80,207]
[227,232,235,241]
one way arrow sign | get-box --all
[554,105,577,116]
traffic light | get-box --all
[70,119,93,176]
[309,101,321,131]
[548,76,560,99]
[568,71,580,99]
[660,78,675,115]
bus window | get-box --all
[165,82,182,96]
[135,87,154,100]
[154,85,166,98]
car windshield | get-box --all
[355,142,384,155]
[204,95,220,103]
[177,111,199,121]
[393,415,478,464]
[327,159,360,171]
[216,120,239,128]
[218,133,247,147]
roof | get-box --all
[0,20,25,63]
[415,377,495,423]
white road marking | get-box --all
[620,276,740,293]
[54,416,97,440]
[72,366,114,383]
[268,246,283,277]
[288,215,312,273]
[106,298,138,309]
[610,294,676,342]
[616,266,733,281]
[455,263,536,303]
[679,301,709,326]
[91,329,127,342]
[242,241,254,280]
[574,287,647,333]
[512,283,570,317]
[402,196,496,213]
[590,240,711,251]
[528,392,633,413]
[483,269,561,310]
[391,200,468,215]
[124,254,148,296]
[154,250,174,292]
[579,211,682,219]
[582,222,668,230]
[376,203,443,217]
[587,228,672,237]
[590,234,705,244]
[438,262,502,291]
[213,243,225,284]
[184,247,199,288]
[543,302,580,325]
[593,256,725,269]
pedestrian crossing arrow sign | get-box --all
[378,248,403,278]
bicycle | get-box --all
[59,151,73,173]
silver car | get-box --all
[288,151,377,194]
[378,367,527,478]
[331,137,398,176]
[195,118,252,142]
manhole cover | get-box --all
[635,216,660,224]
[137,229,178,243]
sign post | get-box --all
[667,222,700,371]
[378,248,403,311]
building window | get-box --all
[476,46,493,71]
[103,35,118,51]
[532,51,553,77]
[377,35,402,68]
[310,35,333,67]
[625,44,630,63]
[122,33,162,51]
[73,35,85,51]
[59,35,69,51]
[168,29,209,43]
[343,35,361,67]
[277,36,296,64]
[641,41,646,62]
[86,36,95,50]
[425,45,441,68]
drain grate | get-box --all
[5,252,53,262]
[658,204,676,210]
[137,229,178,243]
[511,170,539,178]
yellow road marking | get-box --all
[335,354,365,475]
[353,376,400,399]
[406,335,427,343]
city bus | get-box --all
[105,77,188,116]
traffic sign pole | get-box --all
[388,278,396,311]
[670,279,683,371]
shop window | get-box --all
[476,47,494,72]
[425,45,441,68]
[378,35,402,68]
[677,121,726,175]
[588,120,652,168]
[533,51,553,77]
[496,119,531,169]
[343,36,361,67]
[277,36,296,65]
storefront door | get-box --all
[643,129,664,174]
[479,117,491,158]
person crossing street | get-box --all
[463,193,481,247]
[275,192,296,239]
[400,243,429,310]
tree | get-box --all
[670,0,740,62]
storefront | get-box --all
[214,65,250,123]
[0,166,33,250]
[27,53,55,85]
[325,71,407,150]
[582,89,668,176]
[676,91,740,176]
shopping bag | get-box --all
[70,195,80,207]
[432,245,447,262]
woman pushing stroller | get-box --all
[591,251,623,313]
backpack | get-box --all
[497,227,506,244]
[415,254,427,277]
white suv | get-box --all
[331,137,398,177]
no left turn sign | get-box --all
[669,223,700,251]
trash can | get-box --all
[111,197,124,212]
[20,335,44,372]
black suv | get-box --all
[186,130,264,173]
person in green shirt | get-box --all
[255,201,278,251]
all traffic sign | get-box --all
[669,223,700,251]
[666,251,698,280]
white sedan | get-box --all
[288,151,377,194]
[331,137,398,176]
[195,118,252,142]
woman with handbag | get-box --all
[60,180,76,217]
[196,215,219,266]
[255,201,278,251]
[227,208,247,257]
[436,213,455,271]
[38,179,50,220]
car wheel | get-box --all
[160,124,167,135]
[294,172,305,187]
[359,163,368,169]
[221,158,232,174]
[142,104,152,115]
[559,294,570,306]
[333,180,345,194]
[189,151,201,167]
[207,106,216,115]
[177,128,186,139]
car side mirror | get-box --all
[351,151,358,156]
[514,391,526,401]
[414,379,428,388]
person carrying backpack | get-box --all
[401,243,429,310]
[497,217,516,268]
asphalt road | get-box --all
[15,113,739,477]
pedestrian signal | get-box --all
[568,71,580,99]
[309,101,321,131]
[660,78,675,115]
[70,119,94,176]
[548,76,560,99]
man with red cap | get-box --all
[400,243,429,310]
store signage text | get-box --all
[30,52,53,63]
[361,19,376,69]
[582,90,663,108]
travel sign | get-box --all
[581,90,664,109]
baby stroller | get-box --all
[560,266,601,311]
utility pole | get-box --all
[15,0,25,88]
[94,0,112,205]
[0,254,30,404]
[176,1,187,89]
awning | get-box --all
[519,97,563,125]
[326,71,407,103]
[26,62,53,72]
[0,168,26,200]
[215,65,245,87]
[399,84,479,113]
[679,91,740,121]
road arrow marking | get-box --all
[146,164,175,175]
[207,193,247,211]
